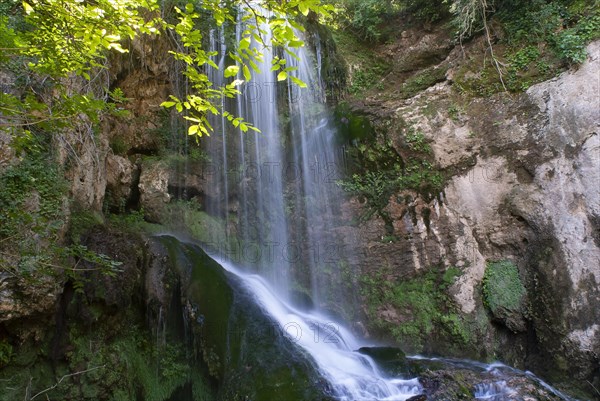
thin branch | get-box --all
[482,6,506,91]
[241,0,267,46]
[28,365,105,400]
[588,380,600,397]
[23,377,32,401]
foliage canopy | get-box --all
[0,0,335,138]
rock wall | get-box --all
[342,40,599,397]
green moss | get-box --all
[165,201,232,248]
[361,266,473,353]
[399,66,448,98]
[0,340,13,368]
[331,29,391,97]
[334,102,375,142]
[482,260,526,314]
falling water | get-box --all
[203,10,350,303]
[197,9,422,400]
[192,10,576,401]
[209,252,422,401]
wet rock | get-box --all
[418,367,565,401]
[138,160,171,222]
[346,39,600,397]
[357,346,410,376]
[157,236,332,401]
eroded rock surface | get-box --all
[343,41,600,397]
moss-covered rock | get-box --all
[482,260,527,333]
[159,236,334,401]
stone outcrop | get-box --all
[343,41,599,397]
[138,160,171,221]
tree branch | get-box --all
[28,365,105,401]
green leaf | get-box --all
[22,2,33,14]
[243,65,251,81]
[239,37,251,50]
[224,65,240,78]
[188,125,199,135]
[277,71,288,81]
[299,3,309,16]
[108,43,128,53]
[160,101,176,108]
[290,76,307,88]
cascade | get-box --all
[198,10,422,400]
[202,11,350,307]
[191,10,574,401]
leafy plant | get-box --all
[405,129,431,153]
[482,260,526,314]
[334,0,397,42]
[338,134,443,217]
[360,265,471,352]
[1,0,336,141]
[0,153,67,242]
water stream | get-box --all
[194,10,573,401]
[208,252,422,401]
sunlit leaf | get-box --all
[224,65,240,77]
[290,76,307,88]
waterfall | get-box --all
[203,11,351,306]
[197,10,423,400]
[185,12,578,401]
[208,252,422,401]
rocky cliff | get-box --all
[338,33,599,397]
[1,12,598,400]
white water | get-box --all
[474,381,516,399]
[210,253,422,401]
[198,10,573,401]
[200,12,422,399]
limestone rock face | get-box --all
[61,130,109,211]
[0,273,62,341]
[105,154,135,209]
[139,160,171,222]
[344,41,600,394]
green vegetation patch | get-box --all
[482,260,526,315]
[331,29,391,97]
[361,266,474,353]
[333,0,450,43]
[338,128,443,226]
[455,0,600,95]
[0,323,213,401]
[399,66,448,98]
[0,151,68,275]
